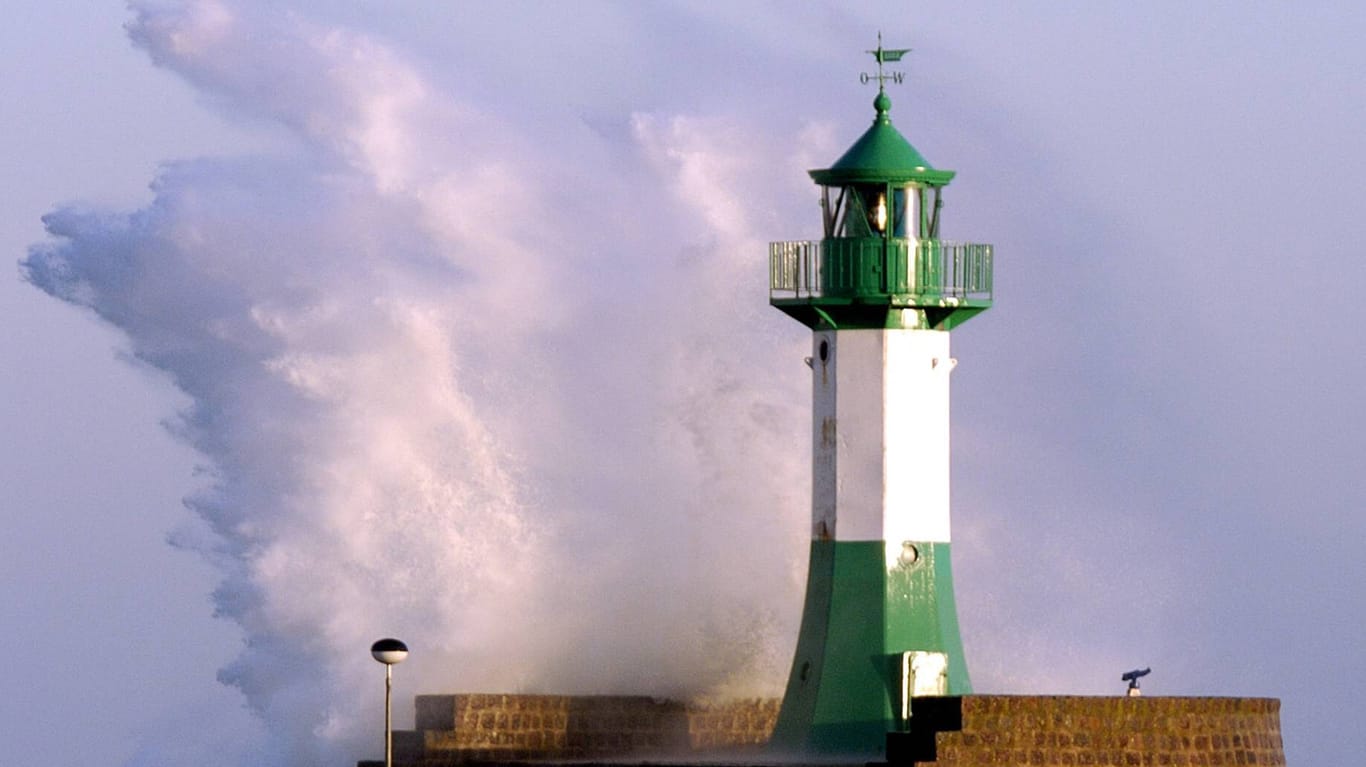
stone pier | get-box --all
[358,693,1284,766]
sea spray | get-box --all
[24,2,813,764]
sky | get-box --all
[2,2,1364,766]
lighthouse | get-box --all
[767,40,993,757]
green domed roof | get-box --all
[810,91,955,186]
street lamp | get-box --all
[371,638,409,767]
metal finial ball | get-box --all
[371,637,409,665]
[874,90,892,116]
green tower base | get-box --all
[767,540,971,757]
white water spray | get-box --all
[24,2,815,764]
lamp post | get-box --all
[371,638,409,767]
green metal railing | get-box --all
[770,239,993,302]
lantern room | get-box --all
[813,90,954,242]
[769,89,993,331]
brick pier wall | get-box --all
[389,694,778,763]
[359,693,1283,766]
[916,696,1286,766]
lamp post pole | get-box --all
[384,662,394,766]
[371,638,409,767]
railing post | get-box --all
[804,241,815,297]
[958,243,966,296]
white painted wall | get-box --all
[810,329,954,558]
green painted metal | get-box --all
[886,543,971,697]
[769,238,992,330]
[769,540,971,757]
[810,92,955,187]
[771,77,992,332]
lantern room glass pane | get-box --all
[821,186,846,238]
[892,187,910,237]
[821,184,940,239]
[833,185,886,238]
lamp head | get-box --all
[371,638,409,665]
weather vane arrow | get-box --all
[861,31,910,89]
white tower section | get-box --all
[812,328,954,566]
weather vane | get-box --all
[861,31,911,90]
